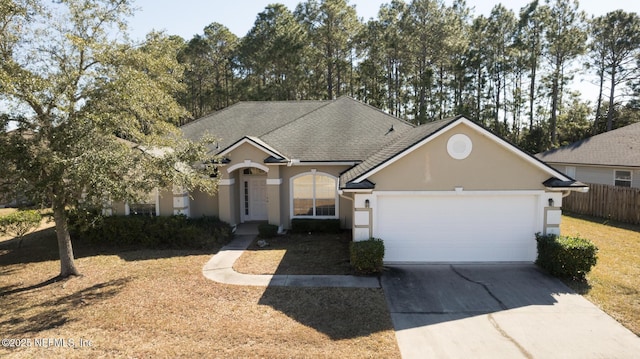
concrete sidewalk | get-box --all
[202,234,380,288]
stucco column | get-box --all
[543,192,563,235]
[218,177,236,226]
[266,166,282,231]
[102,198,113,216]
[173,185,190,217]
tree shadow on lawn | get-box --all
[240,232,354,275]
[564,212,640,233]
[0,277,130,336]
[0,227,226,267]
[258,286,394,340]
[256,232,394,340]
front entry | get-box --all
[242,173,268,222]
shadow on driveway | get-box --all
[382,264,569,329]
[382,264,640,358]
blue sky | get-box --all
[127,0,640,41]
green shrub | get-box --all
[70,215,232,250]
[350,238,385,274]
[535,233,598,279]
[258,223,278,238]
[291,219,341,234]
[0,210,42,247]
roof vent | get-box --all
[386,125,394,134]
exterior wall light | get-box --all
[548,198,554,207]
[365,199,370,208]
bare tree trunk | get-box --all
[550,73,559,147]
[593,67,605,135]
[529,49,537,129]
[606,66,617,131]
[53,203,80,278]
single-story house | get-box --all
[111,96,588,263]
[536,122,640,188]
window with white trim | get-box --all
[292,172,337,217]
[614,170,632,187]
[129,189,158,216]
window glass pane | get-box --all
[614,171,632,187]
[315,175,336,216]
[131,189,157,216]
[615,171,631,180]
[615,180,631,187]
[293,175,314,216]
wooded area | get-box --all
[175,0,640,153]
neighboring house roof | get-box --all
[536,122,640,168]
[181,96,414,162]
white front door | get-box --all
[243,176,268,221]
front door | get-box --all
[243,176,268,221]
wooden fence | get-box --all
[563,183,640,224]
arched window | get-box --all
[291,172,337,218]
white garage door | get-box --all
[376,194,539,262]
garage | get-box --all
[375,193,540,263]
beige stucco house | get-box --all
[113,97,587,263]
[537,122,640,189]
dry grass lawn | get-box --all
[561,213,640,336]
[0,208,17,216]
[234,233,354,275]
[0,226,399,358]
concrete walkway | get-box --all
[202,234,380,288]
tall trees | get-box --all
[400,0,448,123]
[0,0,216,278]
[179,23,238,119]
[589,10,640,132]
[485,5,516,133]
[517,0,549,129]
[239,4,306,101]
[295,0,361,99]
[543,0,587,146]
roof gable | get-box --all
[536,122,640,167]
[341,116,572,188]
[219,136,287,161]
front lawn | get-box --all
[0,227,399,358]
[561,213,640,336]
[233,232,354,275]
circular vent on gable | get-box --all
[447,134,472,160]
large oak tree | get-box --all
[0,0,217,278]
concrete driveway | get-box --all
[381,264,640,359]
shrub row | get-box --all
[69,214,232,250]
[535,233,598,279]
[350,238,385,274]
[290,219,341,234]
[257,223,279,238]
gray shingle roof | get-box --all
[260,97,414,161]
[340,117,458,188]
[181,100,330,152]
[180,96,414,161]
[536,122,640,167]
